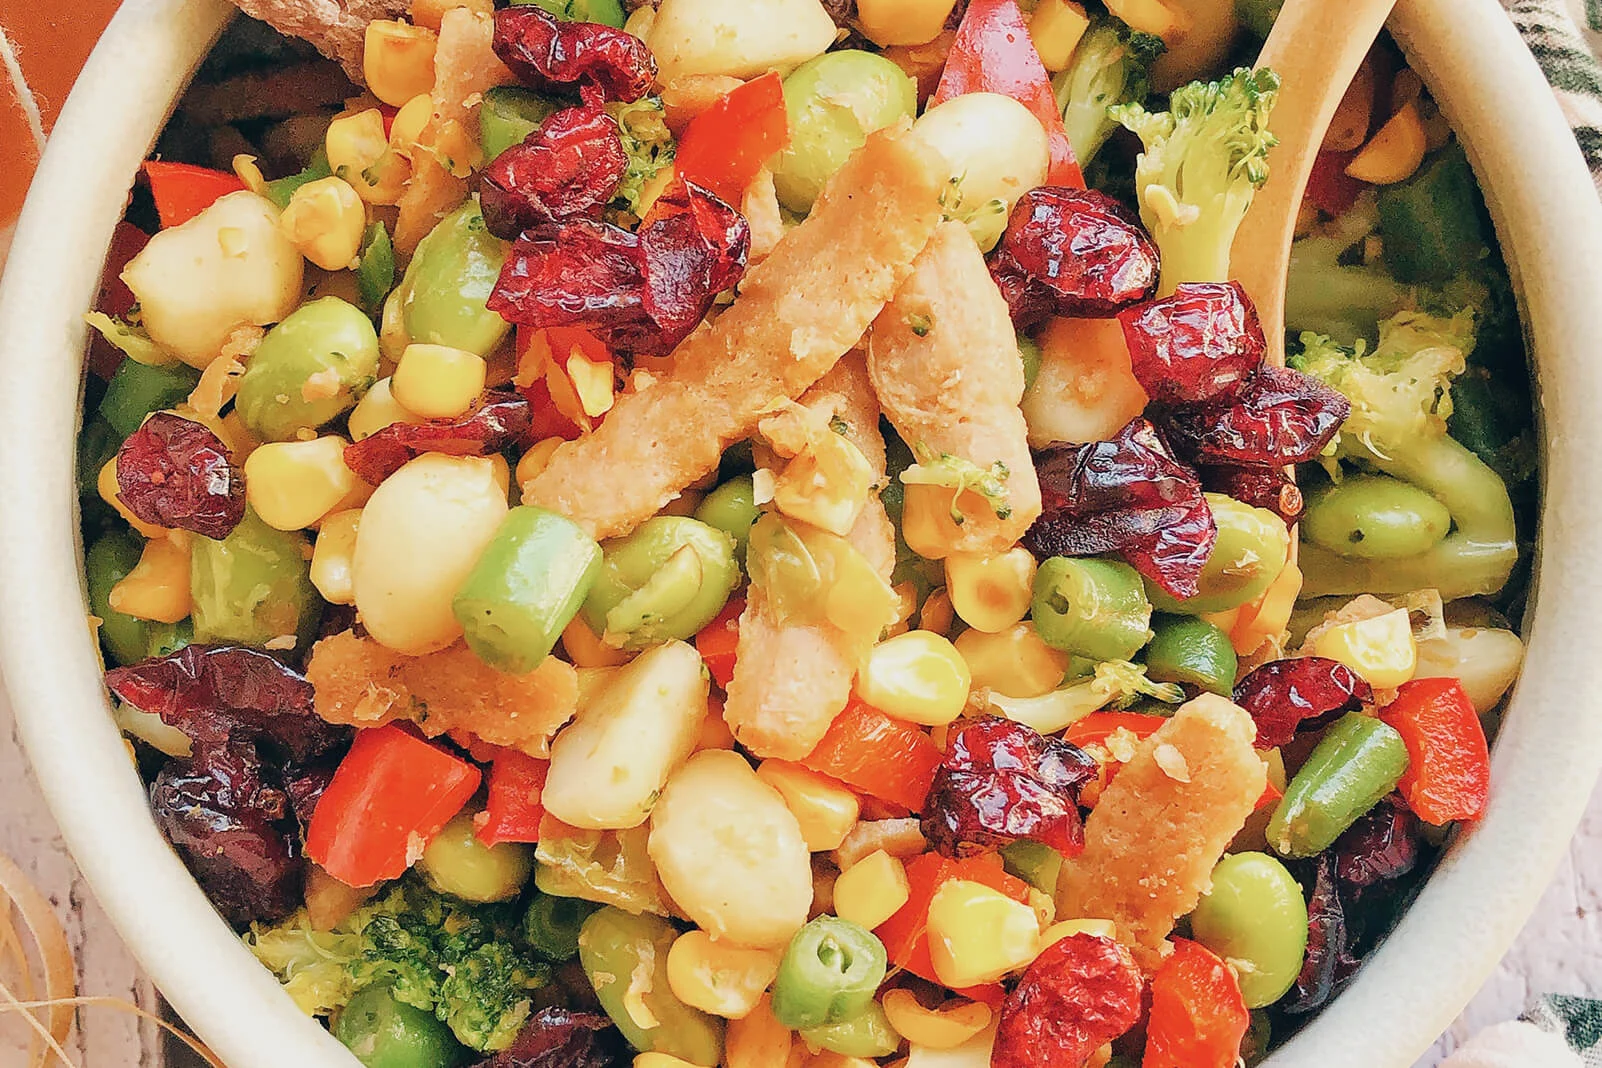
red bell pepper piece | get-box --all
[306,725,482,887]
[1304,151,1365,217]
[875,852,1032,1006]
[1255,775,1283,813]
[1063,712,1166,750]
[476,749,549,847]
[929,0,1083,188]
[802,696,942,811]
[674,72,790,206]
[1379,677,1491,824]
[1143,938,1251,1068]
[694,596,744,689]
[516,326,587,441]
[141,161,246,229]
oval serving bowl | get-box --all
[1,1,1600,1065]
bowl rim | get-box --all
[1,1,1600,1066]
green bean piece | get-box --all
[453,506,603,674]
[1234,0,1284,38]
[396,198,512,357]
[1241,1011,1272,1066]
[1376,144,1488,285]
[578,908,723,1064]
[1302,475,1452,561]
[1148,494,1290,615]
[799,1000,899,1058]
[510,0,626,28]
[1145,614,1238,696]
[356,222,396,318]
[419,814,535,904]
[1269,713,1410,858]
[85,531,192,665]
[1189,852,1309,1008]
[522,893,598,962]
[78,417,121,499]
[235,297,380,442]
[1446,368,1537,487]
[772,51,918,214]
[479,86,561,162]
[582,517,739,649]
[190,508,321,648]
[1017,331,1043,392]
[1000,840,1063,894]
[693,476,759,563]
[334,983,469,1068]
[1031,556,1153,662]
[771,917,888,1031]
[263,152,334,211]
[98,358,202,438]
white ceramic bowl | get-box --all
[1,1,1599,1065]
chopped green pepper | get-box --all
[1144,614,1238,696]
[98,358,201,438]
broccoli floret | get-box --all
[606,97,675,223]
[1110,67,1281,293]
[1285,196,1412,345]
[1290,310,1518,600]
[900,444,1013,521]
[244,912,362,1017]
[437,941,548,1052]
[1052,16,1166,167]
[986,660,1184,735]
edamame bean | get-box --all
[86,531,192,665]
[771,917,888,1031]
[582,517,739,649]
[479,86,561,162]
[578,907,724,1064]
[693,476,759,562]
[512,0,626,28]
[1145,614,1238,696]
[772,51,918,214]
[334,984,469,1068]
[1189,852,1308,1008]
[1303,475,1452,560]
[98,358,201,437]
[1269,713,1410,858]
[190,508,320,648]
[419,814,535,903]
[392,199,511,358]
[799,999,899,1058]
[235,297,379,442]
[1148,493,1290,615]
[1031,556,1153,662]
[453,506,603,674]
[522,893,598,961]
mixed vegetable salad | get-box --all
[76,0,1537,1065]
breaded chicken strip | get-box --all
[1056,694,1268,971]
[867,221,1042,555]
[725,357,897,760]
[523,127,945,539]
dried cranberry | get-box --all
[989,187,1159,327]
[1284,854,1358,1014]
[114,412,244,539]
[922,716,1098,858]
[1233,657,1373,750]
[493,6,655,106]
[639,181,751,344]
[150,739,302,927]
[1118,282,1264,407]
[1334,798,1421,894]
[1164,364,1351,467]
[994,933,1144,1068]
[283,760,339,838]
[482,106,628,239]
[105,644,346,763]
[1198,462,1304,524]
[343,390,534,485]
[1025,417,1218,599]
[470,1008,628,1068]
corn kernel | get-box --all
[726,995,798,1068]
[666,929,784,1020]
[1232,559,1303,657]
[772,433,875,537]
[832,849,909,930]
[326,108,409,205]
[244,436,357,531]
[349,377,422,441]
[697,706,737,752]
[516,437,566,490]
[926,880,1041,988]
[900,483,964,560]
[279,176,366,271]
[882,989,991,1050]
[857,630,972,726]
[108,537,192,623]
[1106,0,1187,40]
[97,459,169,539]
[410,0,492,31]
[562,614,632,668]
[855,0,959,47]
[918,587,955,636]
[1041,917,1118,948]
[364,20,438,107]
[311,509,362,605]
[634,1055,703,1068]
[756,761,861,851]
[944,548,1036,633]
[954,622,1069,698]
[1310,607,1417,689]
[1346,100,1428,185]
[393,343,487,419]
[389,93,435,161]
[1029,0,1090,72]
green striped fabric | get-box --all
[1505,0,1602,192]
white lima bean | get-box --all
[1022,317,1150,448]
[542,640,709,830]
[352,454,508,655]
[912,93,1050,252]
[1414,625,1525,714]
[648,0,836,82]
[649,749,813,948]
[122,191,304,368]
